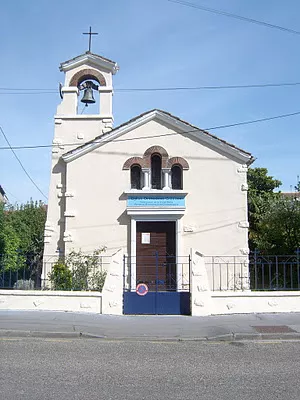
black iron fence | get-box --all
[0,253,109,291]
[204,255,249,291]
[0,253,42,289]
[250,251,300,291]
[205,250,300,291]
[1,250,300,292]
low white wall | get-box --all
[190,249,215,316]
[190,249,300,316]
[0,290,102,314]
[211,291,300,315]
[102,249,123,315]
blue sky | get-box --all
[0,0,300,203]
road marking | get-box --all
[256,340,286,344]
[0,337,74,343]
[44,339,74,343]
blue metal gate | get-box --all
[123,253,191,315]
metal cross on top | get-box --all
[83,26,98,52]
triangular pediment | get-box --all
[62,109,254,165]
[60,52,119,74]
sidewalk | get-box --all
[1,310,300,341]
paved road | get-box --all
[0,338,300,400]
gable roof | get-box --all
[62,109,255,165]
[60,52,119,74]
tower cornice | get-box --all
[60,52,119,74]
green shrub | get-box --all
[48,247,107,291]
[66,248,107,291]
[89,269,107,292]
[48,261,72,290]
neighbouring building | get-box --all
[42,50,254,314]
[281,192,300,201]
[0,185,7,203]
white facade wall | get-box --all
[63,119,248,257]
[43,117,109,259]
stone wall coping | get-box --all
[0,290,102,298]
[212,291,300,298]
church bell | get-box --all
[81,87,96,104]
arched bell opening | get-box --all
[68,68,108,116]
[77,78,100,115]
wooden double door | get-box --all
[136,221,176,291]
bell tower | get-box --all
[42,49,119,267]
[57,51,119,139]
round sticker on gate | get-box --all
[136,283,149,296]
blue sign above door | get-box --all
[127,196,185,207]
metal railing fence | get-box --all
[0,253,42,290]
[250,251,300,291]
[205,250,300,291]
[2,250,300,292]
[0,253,110,291]
[204,255,249,291]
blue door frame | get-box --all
[123,253,191,315]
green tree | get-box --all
[248,167,281,195]
[254,196,300,254]
[247,167,282,252]
[0,202,5,255]
[0,200,46,277]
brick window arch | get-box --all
[69,68,106,87]
[143,146,169,169]
[122,157,145,170]
[167,157,189,170]
[123,147,188,190]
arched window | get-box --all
[131,165,142,189]
[151,154,162,189]
[171,165,183,190]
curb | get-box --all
[0,330,106,339]
[233,332,300,341]
[1,329,300,342]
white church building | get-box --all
[43,50,254,315]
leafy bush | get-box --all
[89,269,107,291]
[48,261,72,290]
[48,247,107,291]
